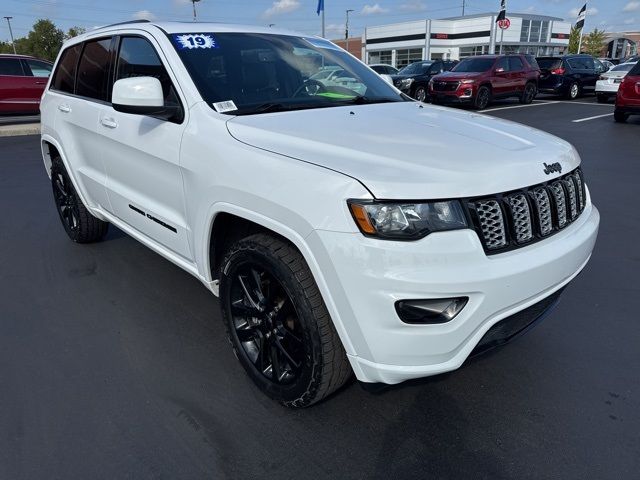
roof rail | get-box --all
[101,19,151,28]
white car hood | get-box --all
[226,102,579,199]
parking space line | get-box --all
[556,101,614,106]
[572,113,614,123]
[484,101,560,112]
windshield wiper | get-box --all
[234,101,337,116]
[342,96,405,105]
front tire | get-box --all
[473,86,491,110]
[413,86,427,102]
[51,157,109,243]
[219,233,351,407]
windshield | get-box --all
[169,32,404,115]
[398,62,432,75]
[452,58,495,73]
[612,63,636,72]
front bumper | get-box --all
[307,201,599,384]
[430,93,473,105]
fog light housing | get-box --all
[395,297,468,324]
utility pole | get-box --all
[191,0,201,22]
[345,9,354,53]
[3,16,16,54]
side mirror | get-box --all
[112,77,180,121]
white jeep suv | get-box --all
[40,21,600,407]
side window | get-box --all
[429,62,443,74]
[584,57,595,70]
[76,38,112,101]
[0,58,24,76]
[509,57,524,71]
[116,36,180,107]
[495,57,509,72]
[23,59,53,78]
[51,44,82,93]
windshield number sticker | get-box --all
[212,100,238,113]
[175,34,217,50]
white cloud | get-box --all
[399,1,426,12]
[623,1,640,12]
[326,23,346,37]
[624,17,637,24]
[569,6,598,17]
[362,4,389,15]
[132,10,156,20]
[263,0,300,18]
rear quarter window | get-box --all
[630,62,640,75]
[0,58,25,76]
[76,38,112,101]
[52,44,82,93]
[537,58,562,70]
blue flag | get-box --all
[317,0,324,15]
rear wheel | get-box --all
[614,110,629,123]
[219,233,351,407]
[566,82,580,100]
[473,86,491,110]
[413,86,427,102]
[51,157,109,243]
[520,82,537,104]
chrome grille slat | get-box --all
[475,200,507,249]
[470,168,585,254]
[507,194,533,243]
[532,187,553,236]
[549,181,567,227]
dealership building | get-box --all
[364,13,572,69]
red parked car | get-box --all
[0,54,53,114]
[614,60,640,123]
[429,54,540,110]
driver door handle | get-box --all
[58,104,71,113]
[101,117,118,129]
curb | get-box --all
[0,123,41,137]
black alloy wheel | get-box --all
[50,157,109,243]
[474,86,491,110]
[520,83,537,104]
[228,261,305,386]
[220,234,351,407]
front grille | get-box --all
[432,81,459,92]
[469,168,586,254]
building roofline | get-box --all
[440,12,564,22]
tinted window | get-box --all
[52,45,82,93]
[116,36,180,107]
[525,55,540,70]
[399,62,433,75]
[509,57,524,71]
[428,62,443,74]
[452,58,495,73]
[23,59,53,77]
[630,61,640,75]
[495,57,509,72]
[537,57,562,70]
[568,57,594,70]
[0,58,24,76]
[76,38,112,101]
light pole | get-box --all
[3,16,16,54]
[191,0,201,22]
[345,9,354,53]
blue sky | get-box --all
[2,0,639,42]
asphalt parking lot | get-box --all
[1,97,639,480]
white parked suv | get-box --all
[40,21,600,407]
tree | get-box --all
[568,26,581,54]
[66,26,86,40]
[22,19,64,62]
[583,28,607,57]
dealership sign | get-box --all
[498,18,511,30]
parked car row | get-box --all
[0,54,53,114]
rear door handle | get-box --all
[58,104,71,113]
[101,117,118,129]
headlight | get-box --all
[460,79,476,84]
[348,200,468,240]
[399,78,414,88]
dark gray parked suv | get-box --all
[537,54,607,99]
